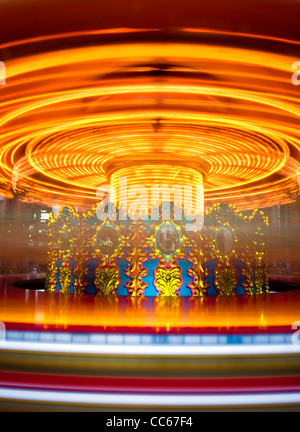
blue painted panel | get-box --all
[84,259,100,295]
[143,258,160,297]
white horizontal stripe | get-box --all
[1,341,300,356]
[0,388,299,407]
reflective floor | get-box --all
[1,275,300,332]
[0,275,299,411]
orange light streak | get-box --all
[0,37,299,209]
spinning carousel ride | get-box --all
[0,0,300,412]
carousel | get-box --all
[0,0,299,412]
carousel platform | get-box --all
[0,274,299,411]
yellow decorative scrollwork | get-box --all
[185,233,209,296]
[215,267,237,296]
[47,204,269,297]
[155,267,182,297]
[125,250,148,296]
[255,265,264,295]
[74,261,89,295]
[122,220,152,296]
[95,266,119,296]
[241,262,254,295]
[59,264,72,294]
[46,251,58,292]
